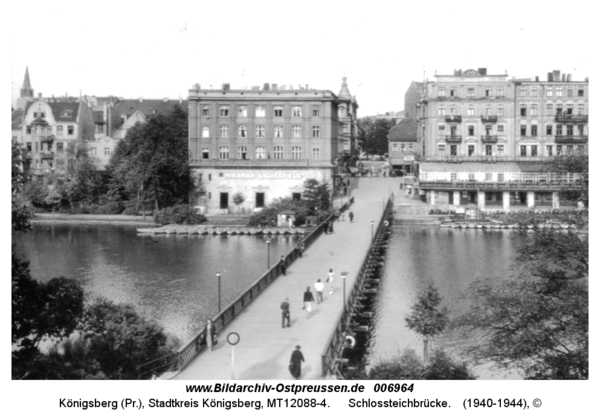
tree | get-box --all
[405,284,449,364]
[107,105,190,212]
[12,141,33,232]
[64,144,108,206]
[232,192,246,213]
[457,229,588,379]
[544,147,588,206]
[357,117,395,157]
[301,178,331,215]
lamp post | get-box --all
[265,240,271,269]
[216,272,222,312]
[371,221,374,241]
[341,272,348,318]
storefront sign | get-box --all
[403,155,415,162]
[223,172,303,180]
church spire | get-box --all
[338,76,352,100]
[21,66,34,98]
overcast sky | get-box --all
[7,1,595,117]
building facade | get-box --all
[388,118,418,174]
[415,68,587,210]
[188,79,355,214]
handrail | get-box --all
[136,197,355,379]
[320,198,393,378]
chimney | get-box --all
[271,83,277,90]
[263,83,270,90]
[553,70,560,81]
[568,74,572,82]
[222,83,230,90]
[305,84,308,90]
[478,68,487,75]
[139,97,143,103]
[562,74,566,82]
[535,76,539,82]
[547,72,553,82]
[38,93,42,98]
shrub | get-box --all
[247,197,309,227]
[154,204,207,226]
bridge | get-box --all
[148,177,400,380]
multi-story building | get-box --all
[415,68,587,210]
[188,79,356,214]
[336,77,360,161]
[388,118,418,174]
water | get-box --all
[14,224,296,341]
[369,226,523,379]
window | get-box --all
[497,125,504,133]
[498,173,505,182]
[496,86,504,96]
[566,125,573,135]
[26,142,32,151]
[438,125,445,134]
[256,125,265,138]
[531,145,538,156]
[312,106,320,117]
[56,126,63,135]
[519,86,527,96]
[67,125,74,135]
[450,126,457,136]
[202,126,209,138]
[546,103,553,114]
[33,112,38,118]
[566,104,573,114]
[531,86,538,96]
[312,148,320,160]
[450,145,457,156]
[255,146,265,159]
[467,88,475,97]
[546,125,553,135]
[567,88,573,97]
[546,87,553,96]
[577,104,585,115]
[520,125,527,136]
[556,124,563,135]
[438,144,445,156]
[485,87,492,96]
[202,106,209,116]
[95,124,103,134]
[291,146,302,159]
[408,144,414,151]
[485,172,492,181]
[531,125,538,136]
[485,125,492,135]
[273,106,283,117]
[485,105,492,115]
[531,104,538,116]
[556,87,562,97]
[520,145,527,156]
[438,87,446,96]
[292,106,302,117]
[220,125,229,138]
[238,125,247,137]
[468,173,475,181]
[438,105,445,116]
[449,105,456,115]
[556,145,563,155]
[467,105,474,115]
[312,126,320,137]
[237,106,247,117]
[400,144,406,152]
[485,145,492,156]
[255,106,266,117]
[577,144,583,153]
[566,145,573,154]
[450,89,456,97]
[546,145,553,156]
[238,146,247,160]
[520,104,527,116]
[556,104,563,115]
[26,125,32,134]
[273,146,284,159]
[578,125,584,135]
[219,106,229,116]
[219,146,229,159]
[497,144,504,156]
[451,172,457,181]
[202,148,209,159]
[497,105,504,116]
[89,147,97,156]
[392,143,398,151]
[292,125,301,138]
[468,145,474,156]
[255,192,265,208]
[468,125,474,136]
[338,106,346,118]
[578,89,584,97]
[35,142,39,151]
[274,125,283,138]
[104,147,110,155]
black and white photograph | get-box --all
[7,0,595,415]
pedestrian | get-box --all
[280,297,291,328]
[297,241,304,258]
[328,221,334,233]
[206,319,215,353]
[314,279,324,304]
[349,211,354,223]
[335,209,341,221]
[289,345,305,380]
[343,185,347,196]
[280,255,287,276]
[327,268,335,294]
[303,286,315,318]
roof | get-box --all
[23,66,31,89]
[338,77,352,100]
[113,99,187,117]
[420,161,548,172]
[388,118,417,142]
[12,110,24,130]
[48,102,80,122]
[93,111,105,124]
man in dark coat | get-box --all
[349,211,354,223]
[280,297,290,328]
[279,255,287,276]
[303,286,315,319]
[289,345,305,379]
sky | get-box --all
[7,0,595,117]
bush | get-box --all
[154,204,207,226]
[247,197,310,227]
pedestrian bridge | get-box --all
[140,177,399,380]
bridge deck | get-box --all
[173,177,400,380]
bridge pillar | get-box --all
[453,191,461,206]
[477,191,485,209]
[527,191,535,208]
[502,191,510,210]
[552,191,560,209]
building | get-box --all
[188,79,357,214]
[415,68,587,210]
[388,118,418,174]
[404,82,422,120]
[336,77,360,162]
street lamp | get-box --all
[341,271,348,318]
[216,272,222,312]
[371,221,374,241]
[265,240,271,269]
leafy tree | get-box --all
[357,117,395,157]
[544,147,588,206]
[154,204,207,225]
[457,229,588,379]
[301,178,331,215]
[232,192,246,213]
[12,141,33,232]
[64,143,108,206]
[405,284,449,364]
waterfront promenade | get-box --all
[174,177,399,380]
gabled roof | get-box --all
[388,118,417,142]
[12,110,24,130]
[48,102,80,122]
[113,99,187,117]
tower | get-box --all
[16,66,34,110]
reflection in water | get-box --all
[369,226,522,379]
[14,224,296,341]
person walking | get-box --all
[348,211,354,223]
[327,268,335,294]
[279,255,287,276]
[314,279,324,304]
[343,185,347,196]
[297,241,304,258]
[289,345,305,380]
[328,221,334,233]
[280,297,291,328]
[206,319,215,353]
[303,286,315,318]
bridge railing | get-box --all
[320,198,393,378]
[137,197,355,379]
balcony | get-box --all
[40,151,55,159]
[481,115,498,123]
[445,115,462,123]
[418,180,584,192]
[189,158,333,168]
[422,156,549,163]
[444,135,462,143]
[555,114,588,123]
[480,135,499,143]
[554,135,588,144]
